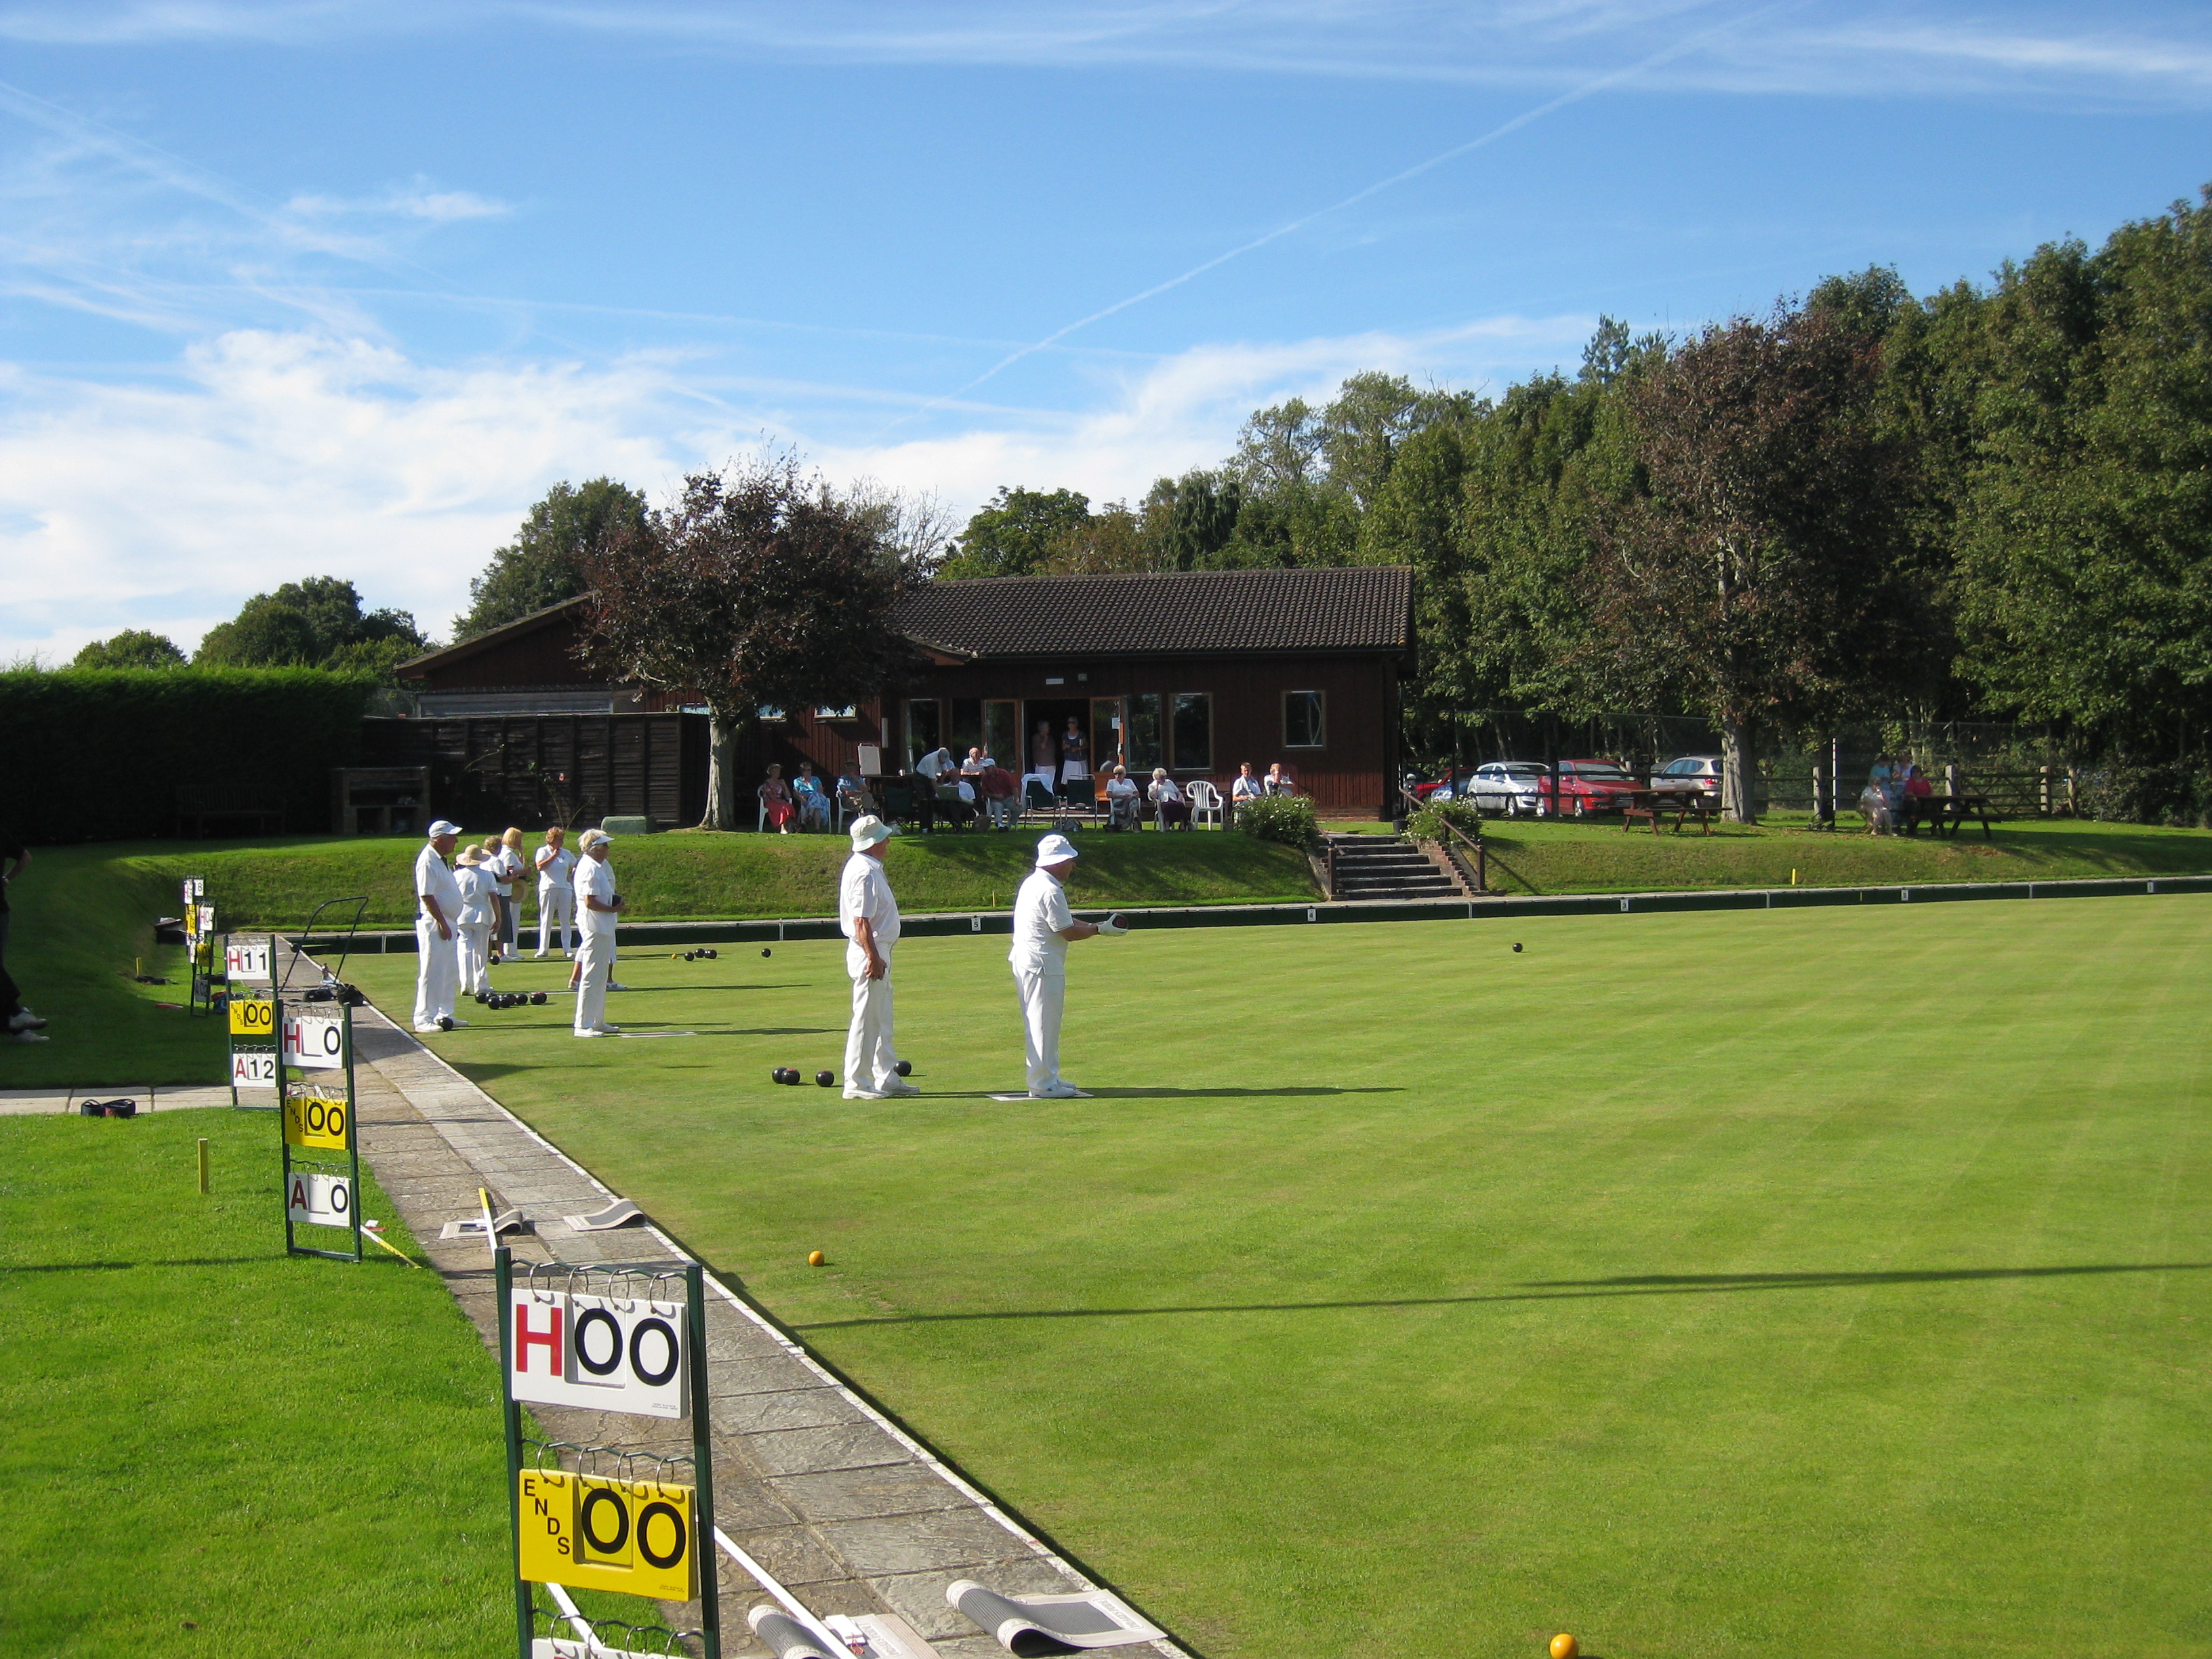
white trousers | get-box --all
[844,944,897,1092]
[413,917,459,1027]
[537,886,574,954]
[985,795,1017,828]
[1014,966,1067,1093]
[457,921,494,994]
[574,926,615,1033]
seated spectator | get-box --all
[1263,762,1296,796]
[959,746,989,779]
[1859,774,1894,835]
[1902,764,1933,799]
[758,764,798,832]
[1103,765,1143,832]
[793,761,832,830]
[836,765,875,820]
[979,762,1019,829]
[1231,762,1264,807]
[1149,768,1191,830]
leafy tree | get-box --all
[578,457,913,829]
[453,478,649,639]
[1042,503,1159,574]
[72,630,185,670]
[1160,471,1242,570]
[840,478,958,579]
[1582,303,1923,819]
[939,487,1092,579]
[194,577,428,681]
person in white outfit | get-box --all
[412,821,467,1033]
[572,829,624,1037]
[838,815,920,1101]
[453,848,499,996]
[534,827,577,957]
[1008,833,1115,1099]
[489,829,529,961]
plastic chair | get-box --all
[1187,779,1224,829]
[1062,776,1100,823]
[1023,778,1058,821]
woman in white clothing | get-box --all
[453,847,499,995]
[1103,764,1142,831]
[534,826,577,957]
[1058,716,1088,783]
[488,830,528,962]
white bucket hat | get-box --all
[1034,832,1080,867]
[850,814,897,849]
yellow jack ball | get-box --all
[1550,1635,1578,1659]
[807,1250,825,1267]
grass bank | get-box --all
[336,901,2212,1658]
[0,1110,514,1656]
[123,829,1322,927]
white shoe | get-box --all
[607,981,628,991]
[533,951,547,958]
[843,1088,887,1101]
[575,1028,606,1038]
[9,1010,47,1031]
[14,1028,48,1043]
[877,1079,921,1097]
[414,1023,441,1033]
[1028,1082,1085,1099]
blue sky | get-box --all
[2,1,2207,659]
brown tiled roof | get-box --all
[897,566,1412,659]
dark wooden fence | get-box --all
[359,714,708,832]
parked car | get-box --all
[1543,758,1643,817]
[1651,754,1723,801]
[1406,769,1461,804]
[1465,762,1551,816]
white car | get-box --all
[1652,755,1723,800]
[1465,761,1550,817]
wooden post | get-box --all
[197,1138,210,1194]
[1945,762,1960,797]
[2066,767,2078,816]
[2040,764,2052,817]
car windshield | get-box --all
[1490,764,1546,778]
[1565,761,1633,780]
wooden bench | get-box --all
[1620,790,1717,836]
[1898,794,1996,841]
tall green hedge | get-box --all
[0,668,373,844]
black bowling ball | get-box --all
[893,1059,912,1077]
[815,1071,834,1087]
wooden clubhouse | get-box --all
[387,565,1413,823]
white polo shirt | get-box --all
[1010,867,1073,975]
[536,843,577,893]
[574,853,618,936]
[414,842,462,922]
[839,852,900,957]
[454,864,497,926]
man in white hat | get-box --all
[839,815,918,1100]
[1009,832,1123,1099]
[413,821,467,1033]
[572,828,625,1037]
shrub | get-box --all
[0,668,374,843]
[1234,793,1317,846]
[2075,762,2212,828]
[1407,800,1483,842]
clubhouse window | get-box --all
[1284,690,1325,749]
[1171,693,1212,772]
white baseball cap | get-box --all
[850,814,897,848]
[1034,832,1080,867]
[427,820,462,838]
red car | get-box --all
[1541,759,1643,817]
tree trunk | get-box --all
[702,711,740,830]
[1722,717,1759,823]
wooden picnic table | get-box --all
[1619,789,1717,836]
[1898,794,1996,840]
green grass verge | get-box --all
[119,829,1322,929]
[0,1109,515,1657]
[337,900,2212,1658]
[0,844,228,1088]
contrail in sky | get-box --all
[876,0,1809,437]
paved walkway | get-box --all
[0,1084,230,1116]
[334,979,1189,1659]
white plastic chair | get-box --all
[1187,779,1224,829]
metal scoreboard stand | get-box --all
[497,1251,722,1659]
[279,996,363,1264]
[224,933,279,1109]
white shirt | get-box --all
[454,864,497,926]
[1232,774,1264,801]
[574,853,618,936]
[535,843,577,892]
[916,747,952,779]
[1149,777,1183,804]
[414,843,462,920]
[838,853,900,949]
[1105,776,1139,800]
[1010,868,1073,975]
[488,844,527,888]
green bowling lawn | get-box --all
[341,895,2212,1659]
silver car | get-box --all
[1465,761,1550,817]
[1652,755,1723,800]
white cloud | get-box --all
[0,314,1590,663]
[286,184,512,223]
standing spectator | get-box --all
[533,826,576,958]
[571,830,624,1036]
[453,848,499,996]
[1059,716,1089,785]
[1028,720,1058,788]
[916,744,956,781]
[1,835,44,1042]
[838,815,919,1100]
[412,821,466,1032]
[1103,765,1143,831]
[1231,762,1265,808]
[794,762,834,831]
[1148,769,1190,830]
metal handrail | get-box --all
[1398,782,1486,894]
